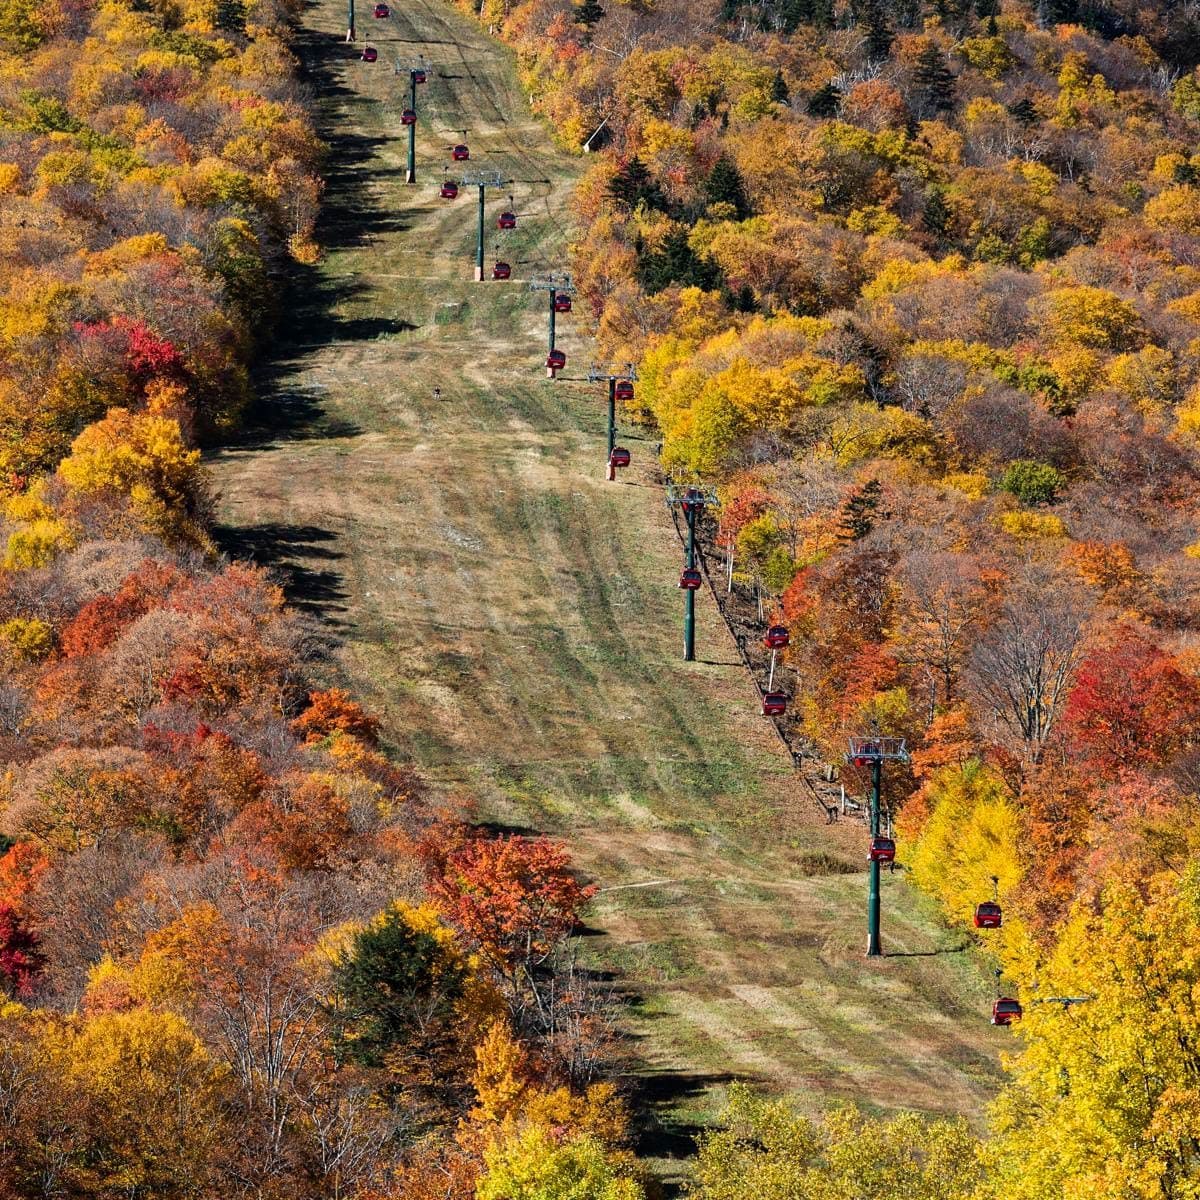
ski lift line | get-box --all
[667,502,839,823]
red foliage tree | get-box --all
[60,560,183,658]
[125,320,186,383]
[292,688,381,746]
[426,830,596,980]
[0,903,46,998]
[0,842,49,913]
[1060,626,1200,776]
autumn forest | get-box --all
[0,0,1198,1192]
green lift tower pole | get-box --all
[407,72,417,183]
[347,0,355,41]
[845,735,909,958]
[666,484,718,663]
[867,755,882,956]
[531,274,571,372]
[588,363,636,481]
[399,61,426,183]
[684,498,698,662]
[460,168,507,282]
[607,377,616,459]
[475,182,486,281]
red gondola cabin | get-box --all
[401,108,416,126]
[361,46,378,61]
[992,998,1022,1026]
[680,488,703,515]
[452,144,470,161]
[492,262,511,280]
[764,624,790,650]
[615,380,634,402]
[553,293,572,313]
[546,349,566,370]
[373,3,389,15]
[412,68,427,83]
[439,181,458,199]
[497,211,517,230]
[761,691,787,716]
[868,835,896,863]
[974,901,1003,929]
[679,568,702,590]
[609,447,631,469]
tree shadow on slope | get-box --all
[217,12,419,444]
[626,1068,741,1197]
[213,520,349,623]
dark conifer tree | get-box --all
[913,41,956,111]
[806,81,842,118]
[1007,96,1038,127]
[326,912,467,1069]
[922,187,951,239]
[839,478,888,542]
[574,0,605,32]
[705,156,751,218]
[781,0,833,29]
[609,156,668,211]
[853,0,894,60]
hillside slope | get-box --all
[210,0,1009,1165]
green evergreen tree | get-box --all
[637,229,722,294]
[1036,0,1078,25]
[705,156,751,217]
[327,911,467,1068]
[852,0,894,59]
[722,282,757,312]
[806,81,842,118]
[215,0,246,33]
[922,187,951,238]
[609,156,668,211]
[914,41,956,111]
[771,69,790,104]
[781,0,834,28]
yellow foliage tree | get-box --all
[998,510,1069,539]
[1144,184,1200,236]
[1041,286,1146,352]
[902,761,1023,934]
[476,1126,643,1200]
[986,868,1200,1200]
[0,617,54,662]
[43,1008,231,1194]
[56,408,211,546]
